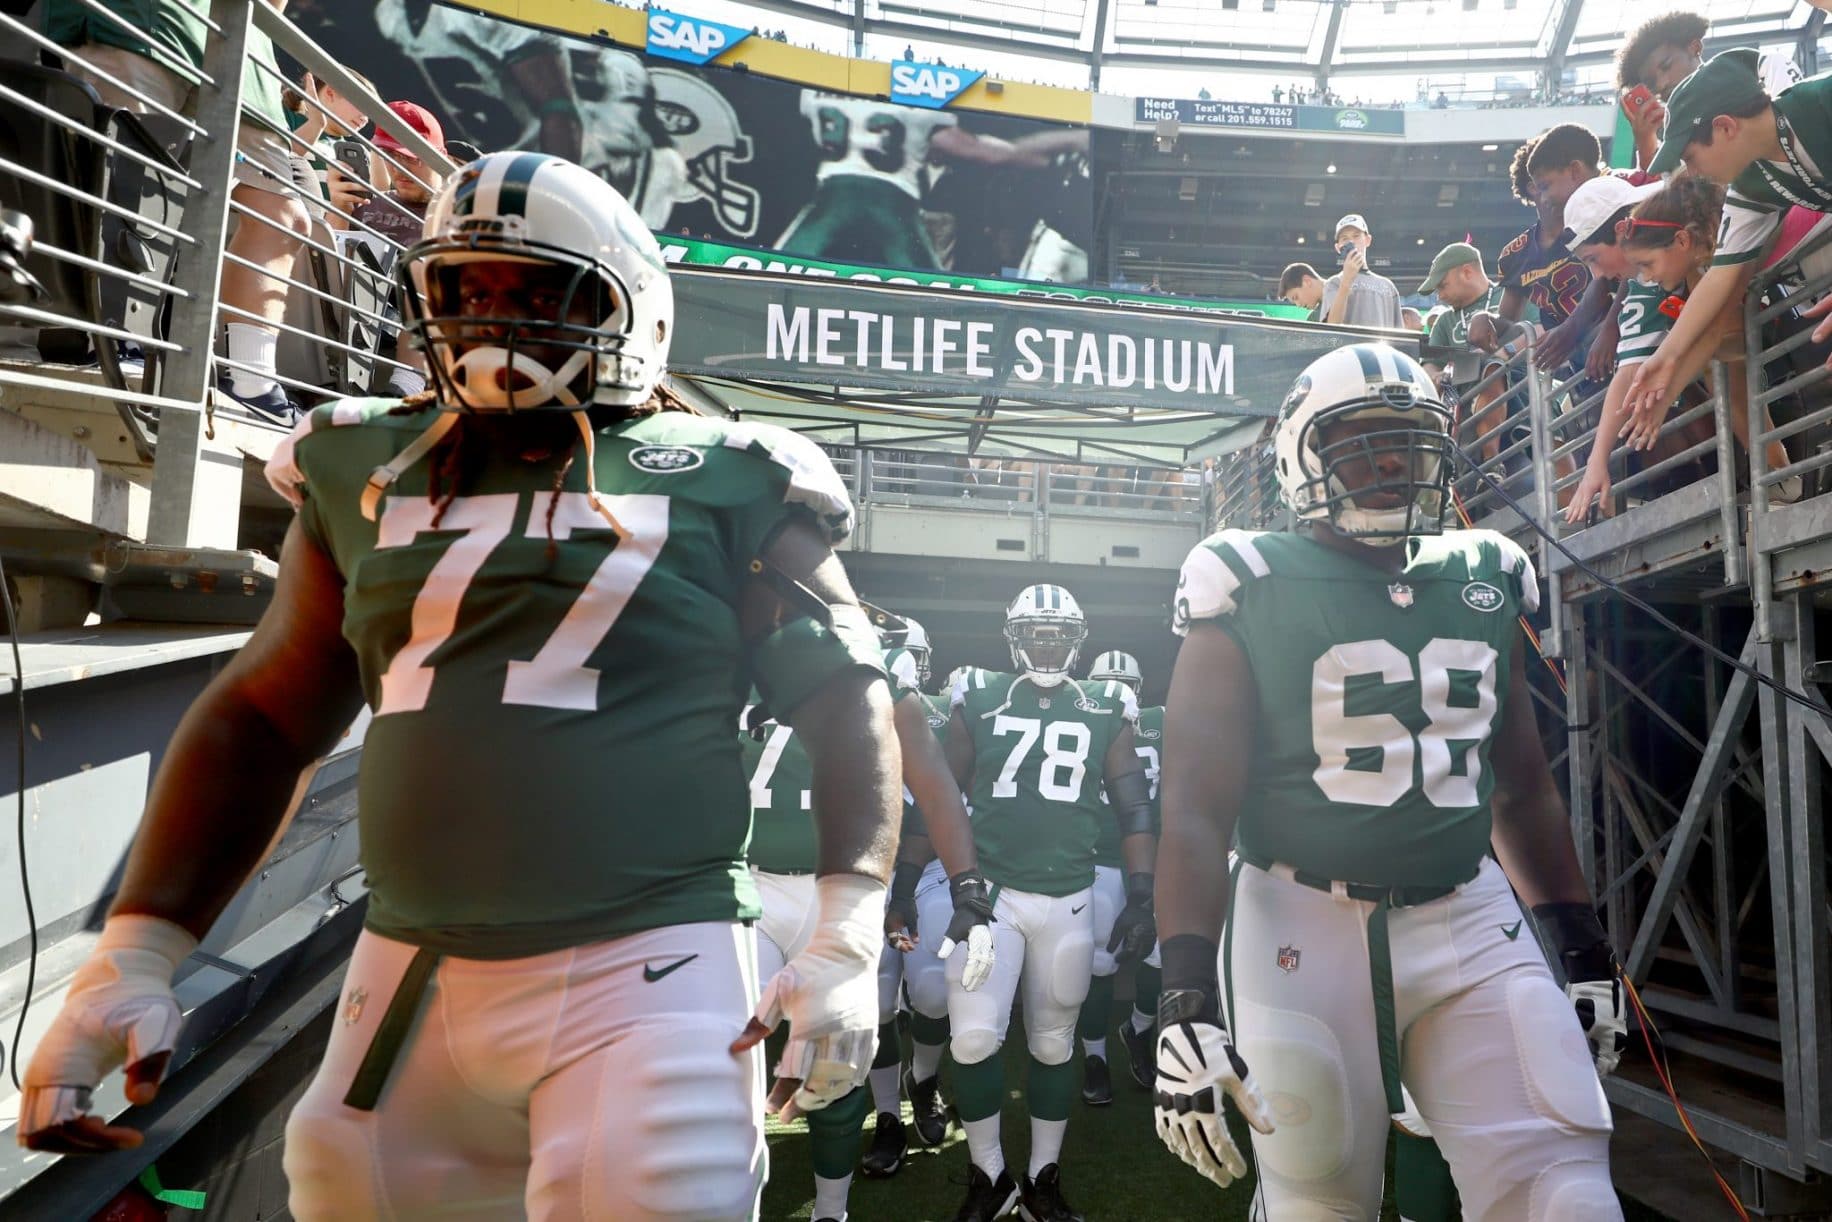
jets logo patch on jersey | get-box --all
[1074,696,1102,713]
[1462,581,1504,613]
[629,444,704,473]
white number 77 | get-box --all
[374,491,669,716]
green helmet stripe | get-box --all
[495,152,548,219]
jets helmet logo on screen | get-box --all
[650,69,761,238]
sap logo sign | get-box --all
[646,10,750,65]
[890,61,984,109]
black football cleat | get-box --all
[1118,1020,1156,1090]
[1018,1163,1084,1222]
[1080,1054,1112,1106]
[905,1067,950,1146]
[860,1112,907,1178]
[952,1164,1021,1222]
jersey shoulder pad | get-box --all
[715,419,855,545]
[1174,528,1273,635]
[884,647,921,693]
[1135,706,1165,741]
[1070,677,1139,721]
[951,666,1002,709]
[1425,529,1539,615]
[264,397,434,508]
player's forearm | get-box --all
[798,670,901,882]
[1154,810,1231,945]
[897,829,936,869]
[1490,777,1593,909]
[1121,832,1156,878]
[895,696,976,875]
[110,690,324,939]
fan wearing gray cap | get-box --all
[1625,48,1832,423]
[1318,213,1404,329]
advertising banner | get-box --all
[660,234,1308,320]
[1135,96,1406,137]
[889,60,984,109]
[669,273,1388,416]
[286,0,1096,282]
[643,8,751,66]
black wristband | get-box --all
[1160,933,1220,998]
[891,861,924,902]
[1124,872,1155,905]
[1531,902,1617,983]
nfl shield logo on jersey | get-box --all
[1277,945,1301,973]
[1387,582,1415,609]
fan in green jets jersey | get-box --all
[1074,650,1167,1106]
[20,154,900,1222]
[1153,341,1625,1220]
[940,586,1157,1222]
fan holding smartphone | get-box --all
[1318,213,1404,328]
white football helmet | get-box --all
[650,69,760,238]
[903,617,932,688]
[401,151,673,411]
[1087,650,1142,692]
[1005,584,1087,688]
[1274,342,1452,542]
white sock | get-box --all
[1129,1008,1154,1034]
[964,1114,1003,1180]
[388,368,426,397]
[869,1065,901,1116]
[1029,1116,1068,1177]
[223,323,278,397]
[812,1173,851,1221]
[911,1039,945,1083]
[1083,1037,1107,1060]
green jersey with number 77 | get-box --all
[267,398,862,958]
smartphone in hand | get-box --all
[1622,84,1655,117]
[333,138,372,185]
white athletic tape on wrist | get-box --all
[20,915,197,1133]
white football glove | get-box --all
[20,915,196,1152]
[937,870,996,993]
[1153,990,1274,1189]
[749,873,884,1119]
[1567,978,1628,1078]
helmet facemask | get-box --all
[1005,619,1087,687]
[403,232,658,412]
[1295,398,1452,544]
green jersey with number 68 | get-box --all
[1094,704,1163,868]
[741,720,818,875]
[265,399,865,958]
[953,669,1138,895]
[1174,528,1538,888]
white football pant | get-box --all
[285,923,765,1221]
[1228,857,1618,1222]
[902,860,952,1021]
[947,884,1094,1067]
[1088,864,1127,977]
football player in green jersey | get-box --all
[883,656,969,1151]
[1076,650,1168,1103]
[20,154,900,1222]
[1155,342,1626,1219]
[742,669,989,1222]
[944,585,1158,1222]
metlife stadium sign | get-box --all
[889,60,984,109]
[644,8,751,65]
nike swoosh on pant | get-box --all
[643,953,699,982]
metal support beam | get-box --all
[852,0,866,59]
[1758,604,1809,1171]
[1624,628,1760,983]
[1087,0,1111,91]
[1782,599,1832,1157]
[1800,11,1826,80]
[1314,0,1347,90]
[146,0,248,548]
[1542,0,1587,95]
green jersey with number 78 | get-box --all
[952,669,1139,895]
[266,399,864,958]
[1174,527,1538,889]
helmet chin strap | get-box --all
[448,345,590,410]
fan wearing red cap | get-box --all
[353,101,449,253]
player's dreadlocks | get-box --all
[415,382,698,550]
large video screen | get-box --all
[286,0,1096,283]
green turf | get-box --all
[760,1040,1677,1221]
